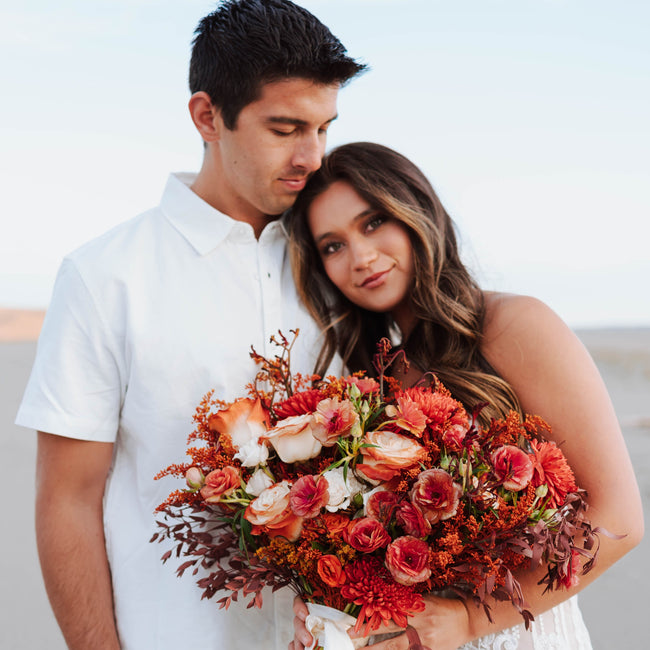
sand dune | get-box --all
[0,308,45,342]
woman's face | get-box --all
[307,180,415,330]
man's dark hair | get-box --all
[189,0,366,129]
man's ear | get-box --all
[188,91,223,143]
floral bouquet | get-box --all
[152,332,600,648]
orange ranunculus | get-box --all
[530,440,577,508]
[317,555,347,588]
[244,480,303,541]
[385,536,432,586]
[356,430,427,482]
[199,466,240,503]
[491,445,534,491]
[312,397,359,446]
[410,468,462,524]
[262,414,322,463]
[321,512,349,535]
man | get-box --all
[16,1,365,648]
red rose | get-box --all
[317,555,347,588]
[491,445,534,491]
[396,501,431,538]
[289,474,329,518]
[385,536,432,586]
[410,468,462,524]
[344,517,391,553]
[365,490,399,524]
[199,466,240,503]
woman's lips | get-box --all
[360,269,389,288]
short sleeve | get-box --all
[15,258,125,442]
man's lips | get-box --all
[360,269,390,288]
[279,177,307,192]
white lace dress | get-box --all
[460,596,592,650]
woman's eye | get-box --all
[366,215,386,231]
[321,241,342,256]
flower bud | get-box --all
[185,467,205,490]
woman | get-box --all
[285,142,643,650]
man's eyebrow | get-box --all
[267,114,339,127]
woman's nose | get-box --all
[351,240,378,270]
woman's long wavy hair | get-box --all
[285,142,521,423]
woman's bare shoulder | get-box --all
[481,292,580,378]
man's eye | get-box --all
[272,129,294,137]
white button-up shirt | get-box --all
[16,173,332,649]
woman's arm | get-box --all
[394,294,644,648]
[290,295,643,650]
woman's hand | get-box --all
[289,596,312,650]
[288,594,473,650]
[360,594,472,650]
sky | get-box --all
[1,0,649,328]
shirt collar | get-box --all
[159,172,285,255]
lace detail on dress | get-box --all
[458,596,592,650]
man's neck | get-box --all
[190,163,276,240]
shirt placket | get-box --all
[257,230,285,358]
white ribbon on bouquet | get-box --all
[305,603,370,650]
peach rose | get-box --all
[410,468,462,524]
[385,536,432,586]
[317,555,347,588]
[199,466,240,503]
[262,414,322,463]
[344,517,391,553]
[491,445,534,491]
[356,430,428,481]
[244,480,303,541]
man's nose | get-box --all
[292,133,324,173]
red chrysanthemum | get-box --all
[340,558,425,635]
[273,389,323,419]
[530,440,578,508]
